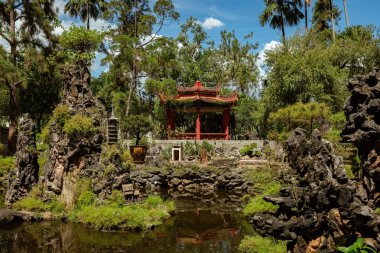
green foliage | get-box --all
[104,164,116,176]
[337,238,377,253]
[243,196,279,216]
[52,104,70,127]
[59,26,103,64]
[77,190,96,208]
[200,141,214,155]
[159,146,172,161]
[106,190,125,207]
[121,150,133,169]
[239,234,287,253]
[268,102,331,140]
[64,0,108,29]
[123,115,154,146]
[259,0,303,40]
[243,165,283,216]
[0,156,15,177]
[63,114,96,137]
[239,143,258,156]
[233,94,259,139]
[69,195,175,230]
[13,196,46,212]
[13,187,65,213]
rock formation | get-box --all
[341,67,380,207]
[251,129,380,252]
[43,65,106,207]
[5,116,39,204]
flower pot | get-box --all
[129,145,148,164]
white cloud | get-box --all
[257,40,281,77]
[199,17,224,30]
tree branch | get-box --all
[0,30,11,44]
[137,15,165,49]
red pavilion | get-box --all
[159,81,238,140]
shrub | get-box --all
[63,114,96,137]
[183,141,200,156]
[240,142,258,156]
[52,104,69,127]
[77,190,96,208]
[106,190,125,207]
[145,195,163,207]
[121,150,133,169]
[200,141,214,155]
[13,196,46,212]
[159,146,172,161]
[0,143,6,154]
[268,102,332,140]
[69,195,175,231]
[239,235,287,253]
[39,125,50,144]
[0,156,15,176]
[104,164,116,176]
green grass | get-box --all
[13,196,65,213]
[243,165,282,216]
[0,156,15,177]
[243,196,279,216]
[69,195,175,231]
[239,235,287,253]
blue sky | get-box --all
[28,0,380,76]
[95,0,380,76]
[166,0,380,46]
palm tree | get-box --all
[329,0,335,41]
[343,0,349,27]
[305,0,312,30]
[260,0,304,43]
[64,0,108,29]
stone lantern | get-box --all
[108,108,119,144]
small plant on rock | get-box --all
[63,114,96,137]
[337,238,377,253]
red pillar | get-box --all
[167,108,174,131]
[223,109,231,140]
[196,105,201,140]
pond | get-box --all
[0,190,254,253]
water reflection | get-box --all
[0,190,254,253]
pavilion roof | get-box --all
[159,81,238,106]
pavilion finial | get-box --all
[194,80,202,90]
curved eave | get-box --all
[161,92,238,106]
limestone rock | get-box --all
[5,116,39,204]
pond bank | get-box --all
[0,190,254,253]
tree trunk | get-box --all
[8,4,18,154]
[304,0,308,30]
[86,0,90,29]
[281,22,286,44]
[330,0,336,42]
[343,0,349,27]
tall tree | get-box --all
[0,0,57,153]
[329,0,335,41]
[259,0,304,43]
[104,0,179,118]
[64,0,108,29]
[312,0,340,41]
[343,0,349,27]
[305,0,312,30]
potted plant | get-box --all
[123,114,154,164]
